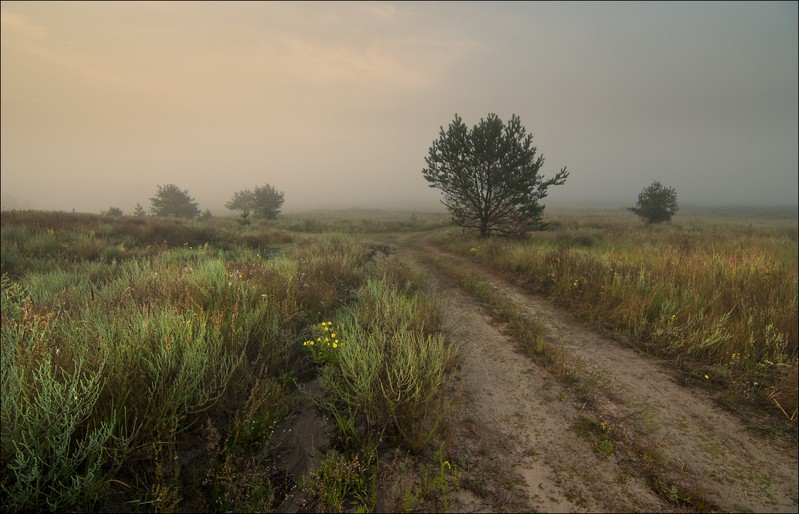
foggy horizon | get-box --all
[2,2,797,215]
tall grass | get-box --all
[275,209,451,235]
[435,215,798,420]
[300,255,458,511]
[320,273,454,452]
[298,252,455,455]
[0,212,385,511]
[0,210,294,277]
[2,210,459,512]
[1,248,291,510]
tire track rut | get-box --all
[401,240,798,513]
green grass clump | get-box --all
[296,256,458,511]
[301,450,372,513]
[1,350,120,512]
[319,274,454,452]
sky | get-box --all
[1,1,797,214]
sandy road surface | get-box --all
[401,241,798,513]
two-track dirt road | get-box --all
[399,238,798,513]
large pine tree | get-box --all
[422,113,568,237]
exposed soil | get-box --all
[275,379,330,513]
[398,238,798,513]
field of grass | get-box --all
[1,210,457,512]
[432,206,798,424]
[2,206,796,511]
[275,208,451,235]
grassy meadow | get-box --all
[431,206,798,424]
[1,210,457,512]
[1,205,796,512]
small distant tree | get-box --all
[149,184,200,218]
[132,203,147,217]
[103,207,123,216]
[628,181,679,224]
[225,189,255,220]
[252,184,284,219]
[422,113,568,237]
[198,208,212,221]
[226,184,284,220]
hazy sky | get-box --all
[1,1,797,214]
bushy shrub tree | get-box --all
[149,184,200,219]
[628,181,679,224]
[226,184,284,220]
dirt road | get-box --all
[401,239,798,513]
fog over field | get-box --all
[1,1,797,214]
